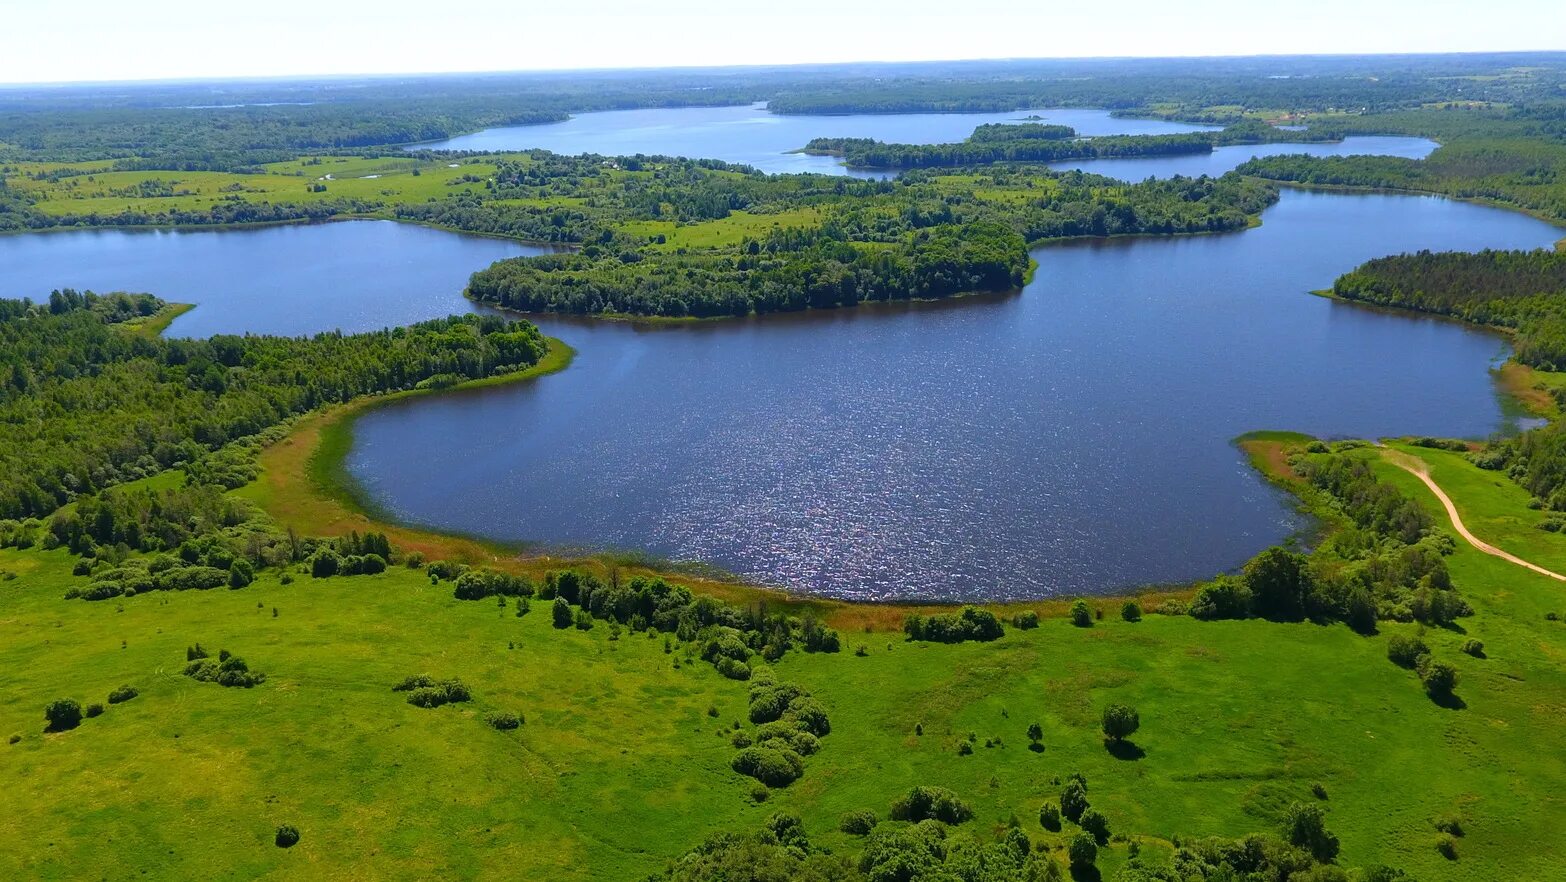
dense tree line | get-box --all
[804,121,1341,171]
[1238,136,1566,222]
[1332,249,1566,368]
[0,293,547,519]
[467,222,1029,317]
[805,132,1218,169]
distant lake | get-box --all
[1048,135,1439,180]
[406,103,1222,175]
[342,190,1565,601]
[0,221,546,337]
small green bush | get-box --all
[107,685,139,704]
[1460,639,1485,658]
[889,785,973,824]
[1101,704,1140,741]
[488,711,523,731]
[839,809,878,835]
[1080,808,1110,843]
[1070,600,1092,627]
[731,746,805,787]
[1012,611,1039,629]
[1038,802,1061,831]
[44,698,82,732]
[84,703,104,719]
[275,825,300,848]
[1068,831,1097,868]
[1387,634,1428,668]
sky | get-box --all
[2,0,1563,85]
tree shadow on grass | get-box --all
[1105,739,1146,761]
[1430,691,1467,710]
[1069,865,1102,882]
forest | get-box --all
[0,291,547,520]
[1331,249,1566,368]
[803,120,1340,170]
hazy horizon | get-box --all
[2,0,1563,86]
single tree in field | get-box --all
[1026,721,1043,752]
[1101,703,1140,742]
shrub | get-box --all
[1312,782,1329,800]
[158,565,229,591]
[839,810,878,835]
[1460,638,1485,658]
[1012,611,1039,629]
[890,786,973,824]
[310,550,341,578]
[392,674,436,692]
[1245,547,1312,622]
[748,683,804,724]
[1437,835,1458,860]
[1101,704,1140,741]
[749,784,770,803]
[107,685,138,704]
[1069,600,1092,627]
[1079,808,1110,843]
[44,698,82,732]
[488,711,523,731]
[730,730,753,748]
[1387,634,1428,668]
[275,825,300,848]
[1190,575,1253,620]
[1068,831,1097,868]
[1038,802,1061,831]
[1026,721,1043,749]
[716,656,751,681]
[551,597,572,628]
[227,558,254,589]
[1434,815,1464,837]
[1060,779,1089,823]
[572,608,593,630]
[1417,656,1459,699]
[731,746,805,787]
[782,696,830,736]
[84,703,104,718]
[81,581,124,601]
[1121,601,1142,622]
[185,653,267,688]
[903,605,1004,643]
[1282,801,1340,862]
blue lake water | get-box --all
[1048,135,1439,180]
[407,103,1222,175]
[341,190,1564,600]
[0,221,545,337]
[3,122,1556,600]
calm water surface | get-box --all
[408,104,1221,175]
[1048,135,1438,180]
[0,220,545,337]
[344,190,1564,601]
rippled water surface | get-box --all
[344,190,1564,600]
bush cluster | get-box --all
[393,675,472,708]
[183,646,266,688]
[903,605,1004,643]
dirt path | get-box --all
[1381,449,1566,582]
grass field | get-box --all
[7,440,1565,879]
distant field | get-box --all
[5,155,507,216]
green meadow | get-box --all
[6,432,1565,880]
